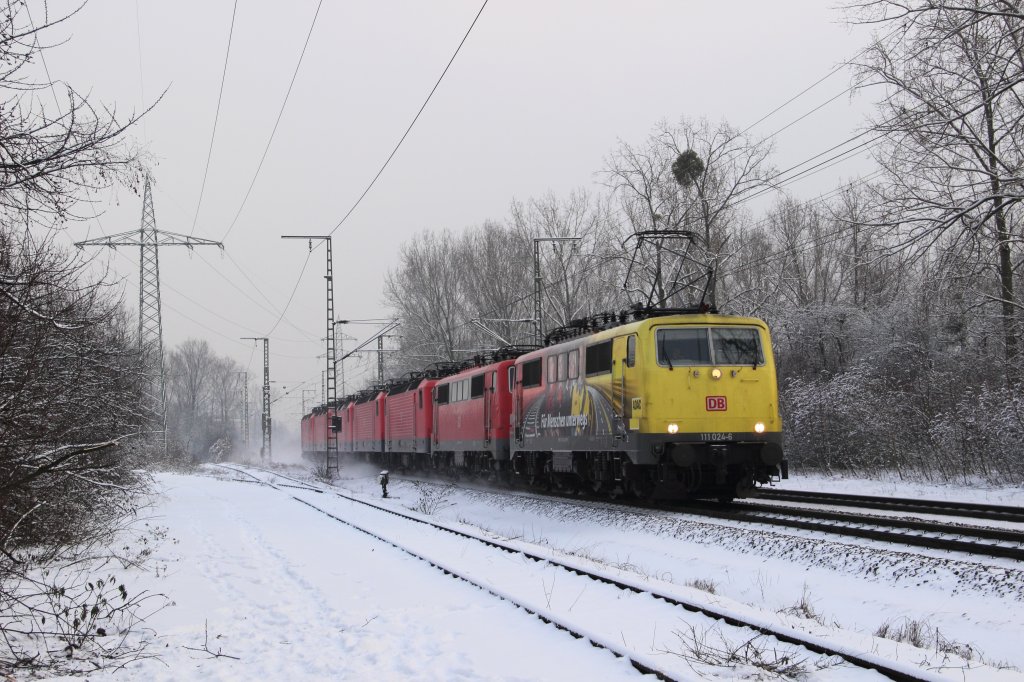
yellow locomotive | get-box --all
[511,311,786,501]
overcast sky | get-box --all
[41,1,877,423]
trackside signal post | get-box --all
[283,235,339,476]
[241,337,271,460]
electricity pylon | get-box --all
[76,176,223,454]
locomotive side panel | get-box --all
[351,393,384,454]
[413,379,437,455]
[385,390,417,454]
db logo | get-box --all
[706,396,727,411]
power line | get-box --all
[191,0,239,236]
[325,0,490,237]
[220,0,325,242]
[149,182,322,344]
[223,251,321,342]
[241,2,873,360]
[191,249,320,343]
[258,0,490,340]
[108,247,319,360]
[134,0,148,144]
[737,23,904,138]
[265,250,313,337]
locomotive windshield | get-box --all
[656,327,763,366]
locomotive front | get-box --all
[630,314,786,499]
[513,312,785,501]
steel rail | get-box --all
[680,503,1024,562]
[215,465,673,681]
[734,500,1024,544]
[755,488,1024,523]
[223,464,941,682]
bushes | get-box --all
[0,229,153,672]
[781,358,1024,484]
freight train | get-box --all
[301,308,786,501]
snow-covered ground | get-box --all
[777,470,1024,506]
[41,463,1024,680]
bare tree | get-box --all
[604,117,774,308]
[0,2,146,227]
[384,229,469,364]
[510,189,623,335]
[165,339,242,460]
[849,0,1024,375]
[459,220,532,346]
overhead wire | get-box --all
[236,1,882,385]
[223,251,322,342]
[150,182,322,344]
[236,0,491,350]
[190,0,239,236]
[265,250,313,337]
[325,0,490,237]
[736,21,906,138]
[108,248,315,358]
[134,0,148,144]
[220,0,325,242]
[191,250,320,343]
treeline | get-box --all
[384,2,1024,484]
[165,339,249,461]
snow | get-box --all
[38,464,1024,681]
[775,471,1024,507]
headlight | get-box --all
[754,422,765,434]
[667,423,679,434]
[711,368,722,380]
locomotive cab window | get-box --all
[471,374,485,398]
[656,327,765,366]
[711,328,764,365]
[585,340,612,376]
[436,384,450,404]
[656,327,710,366]
[521,359,542,387]
[508,366,516,391]
[626,335,636,367]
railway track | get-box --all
[283,465,1024,562]
[383,474,1024,563]
[754,488,1024,524]
[216,463,954,682]
[682,500,1024,562]
[428,477,1024,562]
